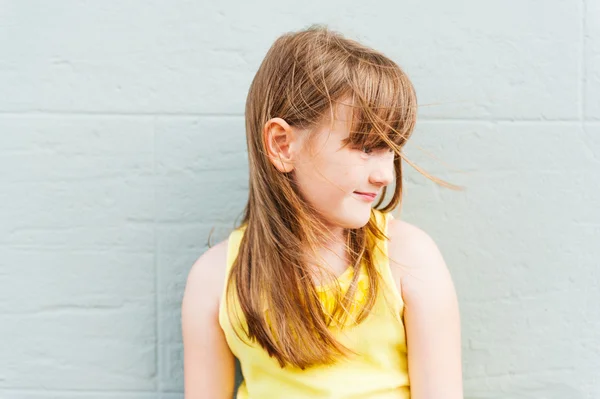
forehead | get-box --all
[302,104,352,153]
[321,98,355,136]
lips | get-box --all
[354,191,377,199]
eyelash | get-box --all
[360,145,393,155]
[361,145,373,154]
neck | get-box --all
[309,225,350,275]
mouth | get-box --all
[353,191,377,201]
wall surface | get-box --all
[0,1,598,398]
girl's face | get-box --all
[290,101,395,233]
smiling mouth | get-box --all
[354,191,377,199]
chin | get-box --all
[344,210,372,229]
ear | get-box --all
[263,117,300,173]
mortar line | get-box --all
[152,115,162,393]
[581,0,587,122]
[0,111,590,123]
[0,388,159,395]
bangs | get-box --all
[339,56,417,152]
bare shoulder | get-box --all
[385,218,463,398]
[181,237,236,398]
[183,238,230,310]
[386,217,456,305]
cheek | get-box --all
[293,140,367,196]
[307,156,363,195]
[318,149,353,173]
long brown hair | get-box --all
[224,24,440,370]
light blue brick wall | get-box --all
[0,1,598,398]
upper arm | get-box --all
[181,241,236,399]
[388,219,463,399]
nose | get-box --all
[368,155,394,187]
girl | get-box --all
[182,24,463,399]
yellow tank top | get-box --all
[218,209,410,399]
